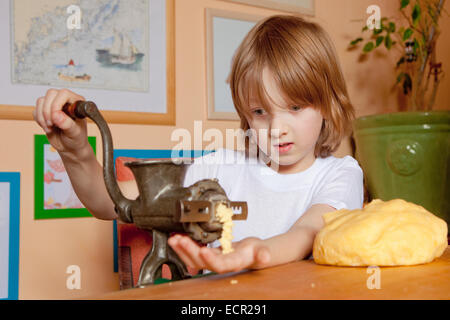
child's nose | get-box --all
[269,114,289,139]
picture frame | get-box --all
[34,134,96,219]
[218,0,315,15]
[0,172,20,300]
[206,8,262,120]
[0,0,175,125]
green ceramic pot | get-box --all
[353,111,450,224]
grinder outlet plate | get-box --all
[228,202,248,220]
[177,200,213,222]
[176,200,248,222]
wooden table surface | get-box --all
[95,246,450,300]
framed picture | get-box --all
[206,8,262,120]
[0,0,175,125]
[34,134,96,219]
[219,0,315,15]
[0,172,20,300]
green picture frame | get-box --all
[34,135,96,219]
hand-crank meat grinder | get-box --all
[62,101,248,287]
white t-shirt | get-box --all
[183,148,364,245]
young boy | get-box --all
[33,15,363,275]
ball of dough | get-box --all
[313,199,448,266]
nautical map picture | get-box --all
[11,0,149,92]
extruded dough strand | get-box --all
[215,203,234,254]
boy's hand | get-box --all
[33,88,90,159]
[168,234,271,274]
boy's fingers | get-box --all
[35,97,50,133]
[52,110,79,136]
[169,238,196,268]
[200,247,225,273]
[51,89,84,120]
[43,89,58,127]
[200,247,244,273]
[50,89,86,137]
[209,247,222,255]
[178,237,206,269]
[168,236,202,269]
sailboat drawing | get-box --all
[96,30,144,69]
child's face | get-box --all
[245,68,324,174]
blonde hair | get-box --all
[229,15,355,158]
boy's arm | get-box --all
[255,203,335,268]
[168,203,336,273]
[60,145,118,220]
[33,88,120,221]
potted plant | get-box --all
[349,0,449,225]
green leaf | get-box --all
[362,25,369,32]
[396,57,406,68]
[403,73,412,94]
[413,38,420,54]
[376,36,384,47]
[388,22,396,33]
[397,72,405,84]
[363,42,375,52]
[403,28,414,40]
[350,37,363,46]
[385,34,393,49]
[401,0,410,9]
[396,72,412,94]
[373,27,383,35]
[412,4,421,27]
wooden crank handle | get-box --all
[62,101,87,120]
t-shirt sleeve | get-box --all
[310,156,364,210]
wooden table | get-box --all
[96,247,450,300]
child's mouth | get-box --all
[274,143,293,154]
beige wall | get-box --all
[0,0,448,299]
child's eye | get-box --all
[252,108,266,116]
[290,105,303,111]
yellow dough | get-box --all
[313,199,448,266]
[215,203,234,254]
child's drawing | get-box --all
[43,145,84,210]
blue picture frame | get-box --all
[0,172,20,300]
[111,149,214,272]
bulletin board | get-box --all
[0,0,175,125]
[0,172,20,300]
